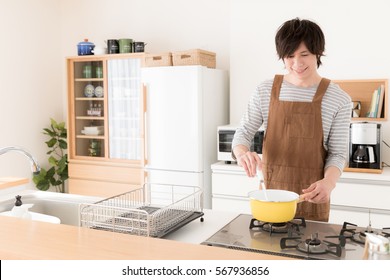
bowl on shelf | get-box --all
[94,86,104,97]
[84,84,95,97]
[82,126,104,135]
[81,130,103,136]
[84,126,103,131]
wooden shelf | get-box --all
[351,117,383,122]
[334,79,388,121]
[76,135,105,139]
[75,97,104,101]
[75,78,104,82]
[344,167,383,174]
[75,116,105,120]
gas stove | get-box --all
[201,214,390,260]
[340,222,390,245]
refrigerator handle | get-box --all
[142,84,148,164]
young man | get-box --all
[232,18,352,221]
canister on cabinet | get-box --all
[95,66,103,78]
[83,65,92,78]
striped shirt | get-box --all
[232,78,353,172]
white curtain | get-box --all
[107,58,141,160]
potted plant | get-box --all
[33,118,68,193]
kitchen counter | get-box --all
[0,177,29,190]
[0,185,290,260]
[211,161,390,182]
[211,161,390,228]
[0,210,291,260]
[340,167,390,182]
[164,210,239,244]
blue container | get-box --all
[77,39,95,56]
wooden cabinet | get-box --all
[66,54,146,197]
[67,58,106,159]
[334,79,388,121]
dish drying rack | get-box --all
[79,183,204,237]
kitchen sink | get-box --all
[0,191,100,226]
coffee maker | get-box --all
[349,122,381,170]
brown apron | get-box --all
[262,75,330,222]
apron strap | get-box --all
[312,78,331,103]
[272,75,330,103]
[271,75,284,100]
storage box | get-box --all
[172,49,216,68]
[144,52,173,67]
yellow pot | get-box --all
[248,189,300,223]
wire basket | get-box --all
[79,183,203,237]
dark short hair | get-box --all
[275,18,325,68]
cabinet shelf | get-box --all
[67,54,146,197]
[334,79,388,121]
[76,116,105,120]
[76,97,105,101]
[343,167,383,174]
[75,78,104,82]
[76,135,105,139]
[351,117,383,122]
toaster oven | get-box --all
[217,125,264,163]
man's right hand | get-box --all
[234,148,262,177]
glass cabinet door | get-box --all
[107,58,142,160]
[71,60,106,159]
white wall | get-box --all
[0,0,230,189]
[2,0,390,189]
[59,0,230,68]
[0,0,63,185]
[230,0,390,164]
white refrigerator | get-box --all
[141,66,229,209]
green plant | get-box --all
[33,118,68,193]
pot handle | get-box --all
[298,195,305,203]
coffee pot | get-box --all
[349,122,381,170]
[352,145,375,163]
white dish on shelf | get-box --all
[81,130,103,136]
[84,84,95,97]
[94,86,104,97]
[84,126,104,132]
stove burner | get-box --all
[382,228,390,238]
[305,235,321,246]
[340,222,390,245]
[249,217,306,235]
[356,230,372,243]
[280,233,345,257]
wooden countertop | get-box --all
[0,178,29,190]
[0,216,291,260]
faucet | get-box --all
[0,146,41,175]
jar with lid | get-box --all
[77,39,95,56]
